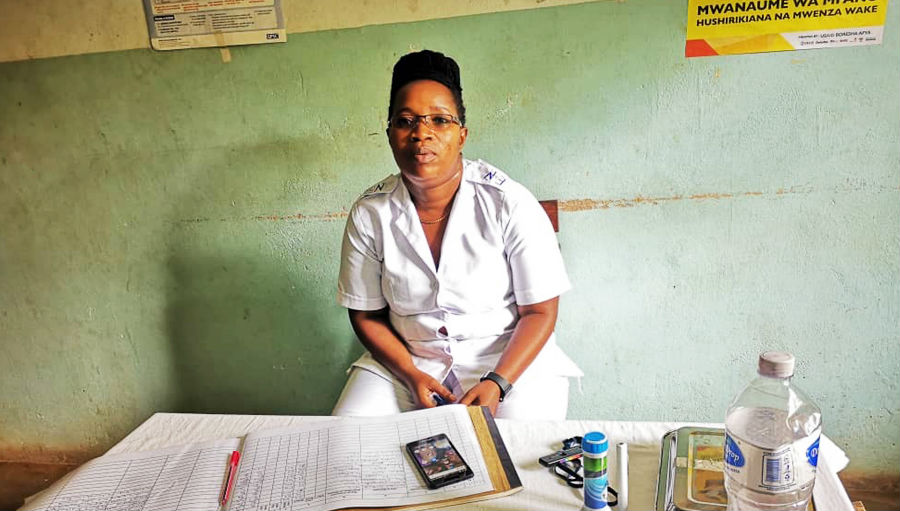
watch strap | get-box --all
[480,371,512,401]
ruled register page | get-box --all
[20,405,493,511]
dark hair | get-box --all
[388,50,466,126]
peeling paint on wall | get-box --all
[173,182,900,223]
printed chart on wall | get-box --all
[143,0,286,51]
[686,0,889,57]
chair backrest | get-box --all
[539,200,559,232]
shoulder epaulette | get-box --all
[469,160,510,189]
[359,174,399,199]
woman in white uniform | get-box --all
[333,50,582,419]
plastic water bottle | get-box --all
[724,351,822,511]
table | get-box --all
[25,412,854,511]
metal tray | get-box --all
[655,427,727,511]
[655,427,814,511]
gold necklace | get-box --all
[419,213,448,225]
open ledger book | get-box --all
[21,405,521,511]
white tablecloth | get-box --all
[25,412,853,511]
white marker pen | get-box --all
[616,442,629,511]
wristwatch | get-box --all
[479,371,513,401]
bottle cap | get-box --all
[582,431,608,454]
[758,351,795,378]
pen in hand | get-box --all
[220,450,240,507]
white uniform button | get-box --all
[438,325,448,337]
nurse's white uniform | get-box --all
[333,158,583,419]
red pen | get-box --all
[220,450,240,507]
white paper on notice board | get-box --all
[142,0,286,51]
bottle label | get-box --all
[583,471,608,509]
[806,437,819,467]
[584,454,608,509]
[583,454,607,476]
[724,430,820,493]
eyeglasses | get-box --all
[388,113,462,132]
[562,436,582,450]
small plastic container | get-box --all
[583,431,609,510]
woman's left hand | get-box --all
[458,380,502,416]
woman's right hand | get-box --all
[347,309,456,409]
[404,370,457,409]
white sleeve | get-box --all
[503,189,572,305]
[337,205,387,310]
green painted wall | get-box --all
[1,1,898,479]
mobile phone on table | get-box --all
[405,433,474,489]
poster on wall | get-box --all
[686,0,888,57]
[143,0,286,51]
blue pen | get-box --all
[432,393,447,406]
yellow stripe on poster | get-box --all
[686,0,889,56]
[707,33,796,53]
